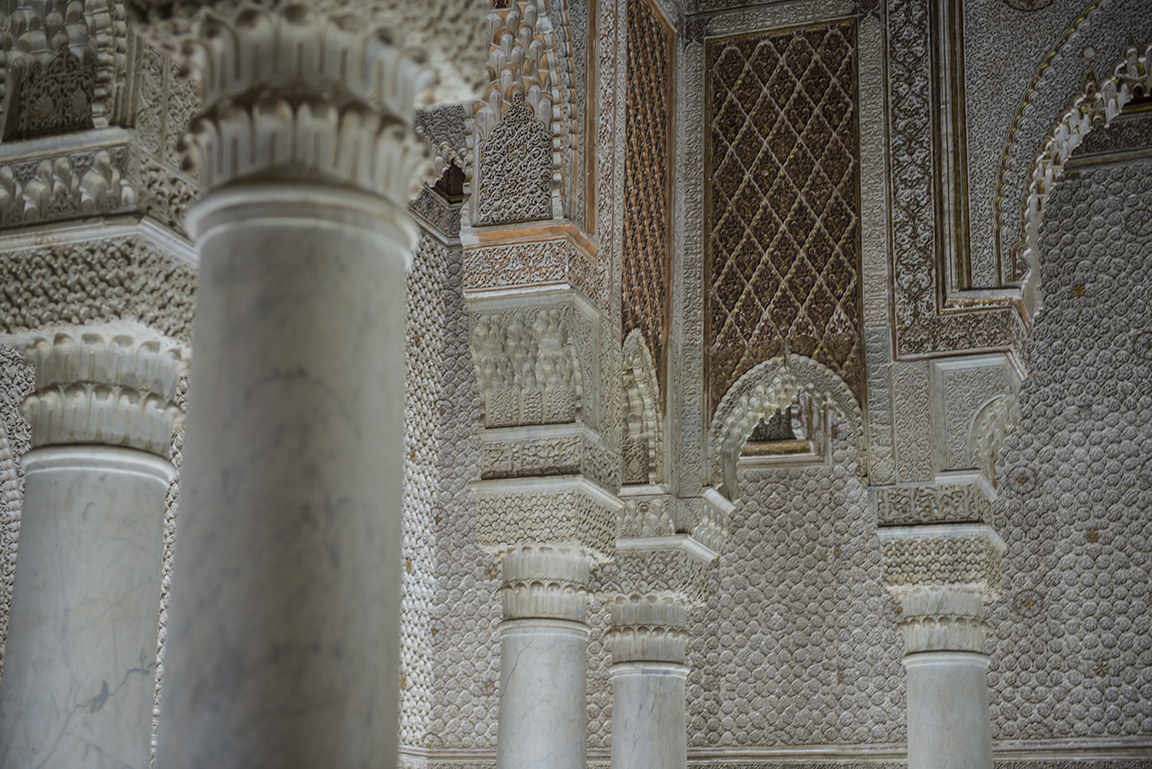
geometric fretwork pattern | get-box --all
[706,22,862,416]
[622,0,673,398]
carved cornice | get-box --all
[609,536,716,607]
[472,475,621,561]
[873,476,995,526]
[708,354,865,501]
[462,223,607,313]
[497,543,594,623]
[479,423,617,493]
[130,1,488,198]
[20,328,186,457]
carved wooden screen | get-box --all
[705,21,863,416]
[622,0,673,398]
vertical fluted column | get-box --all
[125,3,487,766]
[879,523,1005,769]
[0,330,186,769]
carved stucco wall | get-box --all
[987,161,1152,741]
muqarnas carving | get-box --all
[622,0,672,398]
[705,21,862,415]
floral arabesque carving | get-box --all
[621,329,662,486]
[465,0,570,226]
[0,0,129,140]
[469,306,583,428]
[708,354,864,501]
[1013,42,1151,317]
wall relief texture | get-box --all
[705,21,863,416]
[987,161,1152,741]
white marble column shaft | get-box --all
[0,448,174,769]
[905,651,994,769]
[155,186,414,768]
[496,545,594,769]
[0,331,185,769]
[608,594,691,769]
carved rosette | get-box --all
[19,328,187,457]
[879,524,1005,656]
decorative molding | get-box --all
[469,304,584,429]
[0,141,136,227]
[873,478,994,526]
[707,354,864,501]
[479,423,617,492]
[20,328,186,457]
[878,523,1006,600]
[463,228,608,311]
[1013,42,1152,316]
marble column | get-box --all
[608,594,689,769]
[879,523,1005,769]
[497,545,595,769]
[606,490,727,769]
[0,330,186,769]
[131,4,486,765]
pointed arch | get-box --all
[1016,41,1151,316]
[707,354,864,501]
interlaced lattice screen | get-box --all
[706,21,863,416]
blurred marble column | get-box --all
[0,329,186,769]
[879,521,1005,769]
[128,2,488,765]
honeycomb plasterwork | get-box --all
[1011,40,1152,314]
[992,1,1152,287]
[467,0,574,226]
[705,20,863,415]
[987,162,1152,742]
[621,0,672,398]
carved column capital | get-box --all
[607,594,690,665]
[497,544,595,623]
[130,0,489,200]
[19,327,187,457]
[879,524,1006,656]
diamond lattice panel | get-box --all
[622,0,672,396]
[706,22,862,416]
